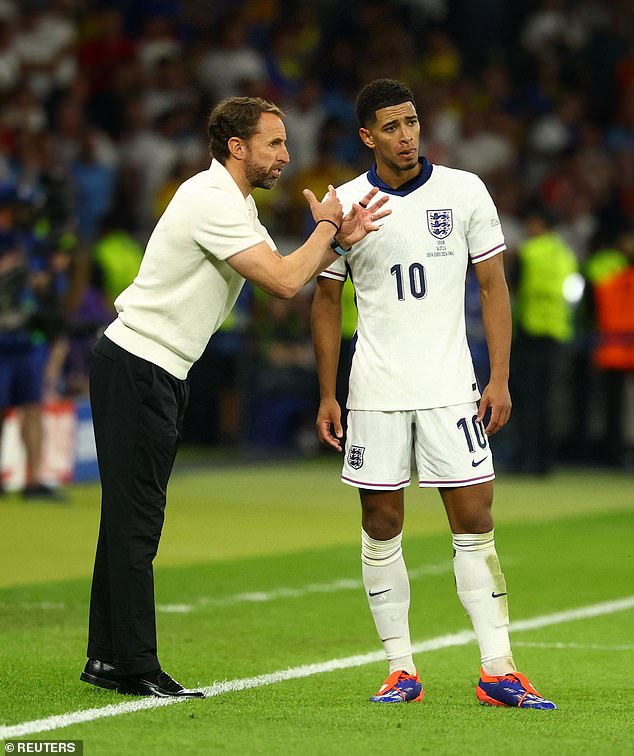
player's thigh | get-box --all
[413,402,495,488]
[360,487,405,538]
[342,410,414,490]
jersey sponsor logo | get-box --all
[348,445,365,469]
[427,209,453,239]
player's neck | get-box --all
[374,161,422,190]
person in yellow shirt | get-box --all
[510,203,579,474]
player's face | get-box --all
[244,112,290,190]
[360,101,421,182]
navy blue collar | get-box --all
[367,157,433,196]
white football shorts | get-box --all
[342,403,495,490]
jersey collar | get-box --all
[208,159,251,206]
[367,157,433,196]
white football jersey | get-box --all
[320,159,506,410]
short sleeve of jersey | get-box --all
[467,176,506,263]
[191,188,269,261]
[319,253,347,282]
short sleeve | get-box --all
[467,177,506,263]
[191,189,269,261]
[319,254,348,282]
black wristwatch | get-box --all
[330,238,351,256]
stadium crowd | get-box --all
[0,0,632,474]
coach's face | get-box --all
[360,101,420,178]
[244,112,290,190]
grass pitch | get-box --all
[0,456,632,754]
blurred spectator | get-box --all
[136,13,183,76]
[450,104,516,179]
[288,125,357,236]
[91,215,143,307]
[520,0,587,60]
[0,184,63,498]
[143,55,197,122]
[0,82,47,134]
[585,229,634,468]
[78,6,135,94]
[69,129,117,242]
[509,203,581,474]
[13,0,77,100]
[248,288,318,452]
[182,285,254,447]
[282,78,327,178]
[0,18,19,95]
[196,10,267,102]
[52,94,118,170]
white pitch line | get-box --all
[1,595,633,741]
[157,561,453,614]
[514,642,634,651]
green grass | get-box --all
[0,457,633,754]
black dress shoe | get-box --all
[118,670,205,698]
[80,659,121,690]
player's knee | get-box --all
[454,509,494,533]
[360,489,404,539]
[362,507,403,539]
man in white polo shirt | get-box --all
[81,96,390,698]
[311,79,556,709]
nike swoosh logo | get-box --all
[369,588,392,597]
[472,457,487,467]
[492,592,507,598]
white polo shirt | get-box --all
[320,159,506,410]
[105,159,275,378]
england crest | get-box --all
[427,209,453,239]
[348,445,365,470]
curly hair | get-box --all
[207,97,284,163]
[355,79,416,128]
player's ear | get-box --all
[227,136,245,160]
[359,127,374,149]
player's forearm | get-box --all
[480,279,512,381]
[311,292,342,400]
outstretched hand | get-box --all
[303,184,343,229]
[338,187,391,248]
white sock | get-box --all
[453,530,516,676]
[361,529,416,676]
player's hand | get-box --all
[303,184,343,230]
[337,187,391,248]
[477,377,512,435]
[316,397,344,452]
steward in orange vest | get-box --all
[586,242,634,372]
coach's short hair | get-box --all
[356,79,416,128]
[207,96,284,163]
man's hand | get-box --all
[338,187,391,248]
[303,184,343,230]
[316,397,344,452]
[477,377,512,435]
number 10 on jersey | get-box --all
[390,263,427,300]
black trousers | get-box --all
[510,332,562,474]
[87,335,189,675]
